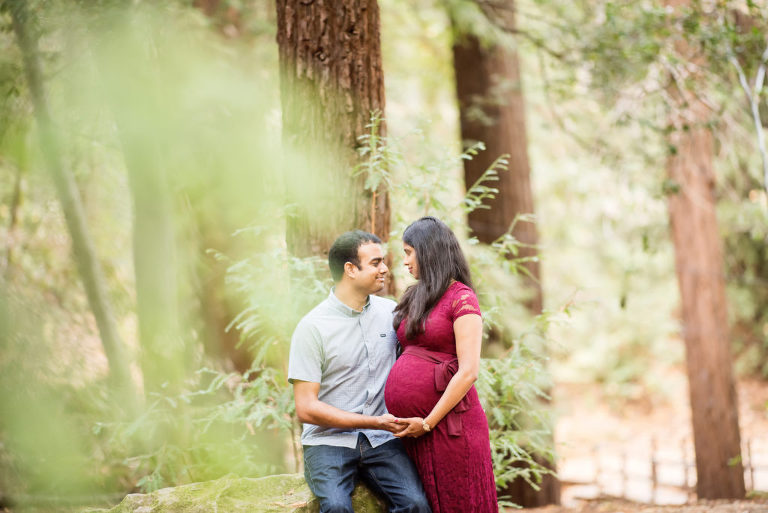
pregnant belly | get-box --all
[384,354,442,418]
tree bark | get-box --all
[451,2,556,506]
[451,1,541,315]
[666,93,746,500]
[275,0,390,272]
[7,0,135,401]
[665,0,745,499]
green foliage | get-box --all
[0,0,288,503]
[720,167,768,377]
[462,145,508,213]
[478,332,556,501]
[85,229,335,494]
[92,364,296,494]
[223,244,330,367]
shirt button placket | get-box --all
[360,317,374,413]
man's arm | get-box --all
[293,380,403,433]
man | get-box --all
[288,230,431,513]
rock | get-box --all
[86,474,386,513]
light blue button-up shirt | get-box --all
[288,289,398,448]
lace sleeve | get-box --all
[450,285,482,321]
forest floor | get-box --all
[525,499,768,513]
[527,368,768,513]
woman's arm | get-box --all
[394,313,482,437]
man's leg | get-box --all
[303,443,359,513]
[359,437,432,513]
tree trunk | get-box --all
[666,85,746,501]
[665,0,745,499]
[451,1,542,314]
[275,0,390,271]
[8,0,135,402]
[451,2,557,507]
[86,6,186,395]
[125,149,183,394]
[3,163,23,279]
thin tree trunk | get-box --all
[275,0,391,279]
[7,0,135,401]
[3,163,23,279]
[665,0,745,499]
[85,6,185,394]
[452,1,542,314]
[126,150,182,394]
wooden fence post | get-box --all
[621,450,628,498]
[651,437,658,504]
[747,438,754,492]
[593,445,602,495]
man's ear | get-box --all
[344,261,357,279]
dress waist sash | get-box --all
[401,345,472,437]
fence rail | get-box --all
[558,436,767,504]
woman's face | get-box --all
[403,243,419,279]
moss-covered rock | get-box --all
[86,474,386,513]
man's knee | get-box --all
[391,491,431,513]
[318,496,354,513]
[415,496,432,513]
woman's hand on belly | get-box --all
[392,417,428,438]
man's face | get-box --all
[351,242,388,294]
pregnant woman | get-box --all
[385,216,498,513]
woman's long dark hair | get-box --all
[393,216,473,339]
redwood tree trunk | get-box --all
[452,2,557,506]
[666,80,746,502]
[667,100,746,500]
[665,0,745,499]
[451,3,542,314]
[275,0,390,268]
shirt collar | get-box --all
[328,287,370,317]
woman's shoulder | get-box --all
[445,281,481,318]
[440,281,477,305]
[447,280,475,296]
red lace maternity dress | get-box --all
[385,282,498,513]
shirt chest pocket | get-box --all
[371,327,398,365]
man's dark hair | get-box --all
[328,230,382,282]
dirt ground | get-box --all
[544,368,768,512]
[524,499,768,513]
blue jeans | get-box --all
[303,434,431,513]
